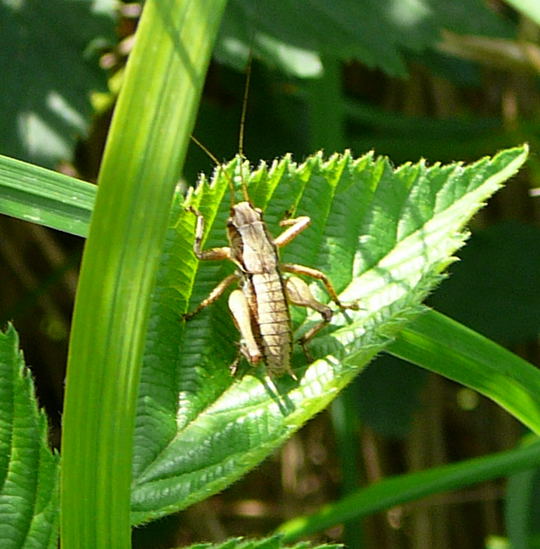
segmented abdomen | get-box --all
[250,272,292,376]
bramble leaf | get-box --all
[0,325,59,548]
[130,145,528,522]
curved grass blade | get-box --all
[60,1,227,548]
[0,154,94,237]
[389,309,540,435]
[276,439,540,541]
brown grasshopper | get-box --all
[183,161,357,378]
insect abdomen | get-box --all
[251,272,293,376]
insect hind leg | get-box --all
[282,263,359,310]
[228,289,263,366]
[284,276,333,364]
[285,274,358,363]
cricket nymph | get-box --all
[228,202,293,376]
[184,192,357,378]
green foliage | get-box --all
[0,0,115,167]
[0,130,536,549]
[130,146,527,523]
[1,0,539,547]
[216,0,513,77]
[504,0,540,26]
[0,325,59,549]
[1,145,529,540]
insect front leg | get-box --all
[273,215,311,247]
[183,207,237,320]
[189,206,232,261]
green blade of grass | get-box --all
[277,439,540,541]
[0,154,94,237]
[388,309,540,435]
[59,1,227,548]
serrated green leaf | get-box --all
[130,145,528,523]
[0,324,59,549]
[0,0,115,167]
[181,536,342,549]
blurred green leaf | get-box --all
[430,0,515,36]
[0,0,115,167]
[504,0,540,27]
[0,324,59,549]
[215,0,514,77]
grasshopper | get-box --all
[184,63,356,377]
[183,160,357,378]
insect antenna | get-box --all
[237,51,253,203]
[190,40,256,207]
[190,134,236,211]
